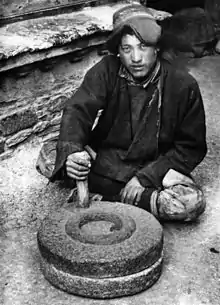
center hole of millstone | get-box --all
[65,212,135,245]
[80,220,114,235]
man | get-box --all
[50,3,207,221]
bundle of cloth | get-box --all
[205,0,220,53]
[159,0,220,58]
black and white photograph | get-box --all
[0,0,220,304]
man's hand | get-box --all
[66,151,91,181]
[120,176,145,206]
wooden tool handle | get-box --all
[69,147,97,208]
[76,179,90,208]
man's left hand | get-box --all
[120,176,145,206]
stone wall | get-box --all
[0,47,105,159]
[0,2,121,160]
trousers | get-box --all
[87,169,206,222]
[36,140,206,222]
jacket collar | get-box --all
[118,60,161,88]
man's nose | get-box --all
[131,49,142,62]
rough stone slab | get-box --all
[33,121,50,133]
[0,109,38,136]
[6,128,33,147]
[40,254,163,299]
[1,0,73,16]
[0,34,107,73]
[0,49,101,158]
[0,0,108,21]
[40,124,60,137]
[0,2,171,72]
[0,49,99,115]
[36,95,69,116]
[0,148,13,160]
[0,2,128,60]
[1,0,114,25]
[42,131,60,142]
[50,115,62,126]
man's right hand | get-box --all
[66,151,91,181]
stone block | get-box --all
[0,149,13,161]
[0,109,38,136]
[35,94,68,117]
[42,131,60,142]
[35,110,48,120]
[47,95,69,114]
[40,125,60,138]
[33,121,50,133]
[6,128,33,147]
[50,115,62,126]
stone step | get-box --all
[0,1,171,73]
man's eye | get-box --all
[140,44,148,50]
[121,46,131,53]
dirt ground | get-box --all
[1,55,220,305]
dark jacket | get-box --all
[51,55,207,189]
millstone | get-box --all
[38,201,163,299]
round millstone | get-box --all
[38,201,163,298]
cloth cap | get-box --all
[107,4,161,54]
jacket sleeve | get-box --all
[136,80,207,189]
[50,57,110,181]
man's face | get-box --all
[119,34,158,80]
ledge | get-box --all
[0,1,171,73]
[0,0,115,25]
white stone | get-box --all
[50,115,62,126]
[33,121,49,133]
[215,40,220,54]
[6,128,33,147]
